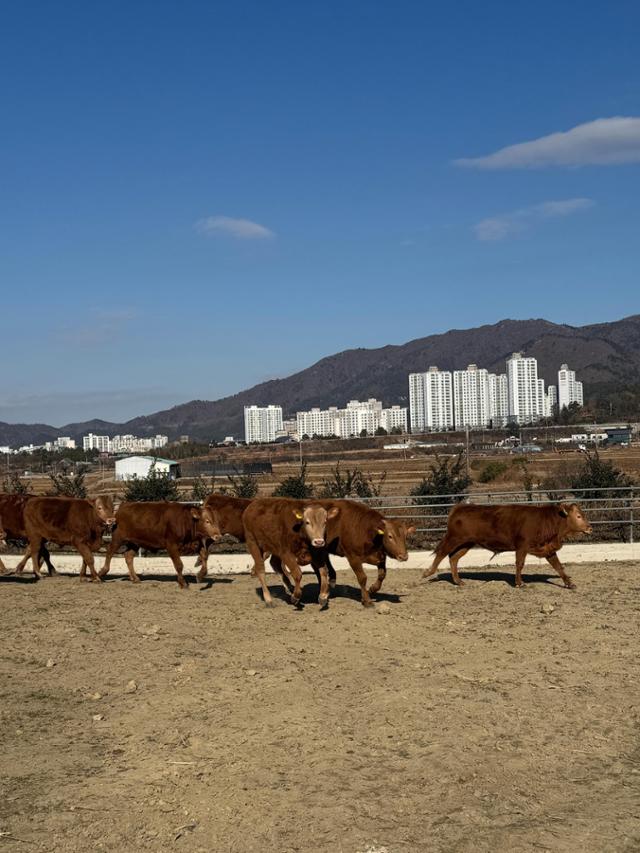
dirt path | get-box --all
[1,564,639,852]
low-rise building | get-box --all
[114,456,180,481]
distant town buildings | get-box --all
[82,433,169,453]
[244,405,284,443]
[44,436,76,452]
[296,399,408,439]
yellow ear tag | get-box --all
[377,528,385,535]
[295,512,304,520]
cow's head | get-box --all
[294,505,339,548]
[93,495,116,527]
[376,519,416,562]
[559,503,592,535]
[192,506,222,542]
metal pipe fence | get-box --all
[356,487,638,544]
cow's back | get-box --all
[115,501,196,549]
[24,497,95,543]
[446,503,566,550]
[204,495,250,540]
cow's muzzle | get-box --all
[312,538,325,548]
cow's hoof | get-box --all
[264,599,276,608]
[318,596,329,610]
[361,599,374,608]
[196,571,207,584]
[90,576,103,584]
[566,581,577,590]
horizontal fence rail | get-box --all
[356,487,638,545]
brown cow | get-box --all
[242,498,339,608]
[24,495,116,582]
[316,500,415,606]
[0,493,58,576]
[99,501,221,588]
[269,499,415,607]
[195,494,252,582]
[423,502,592,589]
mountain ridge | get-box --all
[2,315,640,446]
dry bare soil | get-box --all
[1,563,639,853]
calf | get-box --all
[0,493,57,576]
[195,494,252,582]
[242,498,338,608]
[99,501,221,588]
[24,495,116,581]
[423,502,592,589]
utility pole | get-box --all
[465,425,470,478]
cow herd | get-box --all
[0,490,593,605]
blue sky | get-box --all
[1,0,639,425]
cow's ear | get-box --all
[376,525,385,536]
[293,509,304,520]
[406,525,417,535]
[558,505,569,518]
[191,507,201,520]
[327,506,340,519]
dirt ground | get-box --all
[1,562,639,853]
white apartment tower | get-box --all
[409,367,453,432]
[244,405,283,443]
[488,373,509,427]
[506,353,545,424]
[453,364,491,429]
[557,364,584,410]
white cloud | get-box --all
[195,216,275,239]
[455,117,640,169]
[473,197,594,242]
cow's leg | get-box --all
[29,538,44,579]
[514,546,528,588]
[545,552,576,590]
[326,555,337,590]
[347,557,373,607]
[123,548,141,583]
[270,555,294,594]
[99,531,122,578]
[449,547,470,586]
[40,545,57,576]
[75,541,101,582]
[196,545,209,583]
[368,557,387,597]
[311,557,330,609]
[282,552,304,606]
[167,544,188,589]
[246,535,273,606]
[422,535,456,580]
[14,545,32,574]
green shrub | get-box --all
[477,461,508,483]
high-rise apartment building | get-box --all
[506,353,545,424]
[409,367,454,432]
[557,364,584,410]
[244,405,284,443]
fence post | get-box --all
[630,488,635,545]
